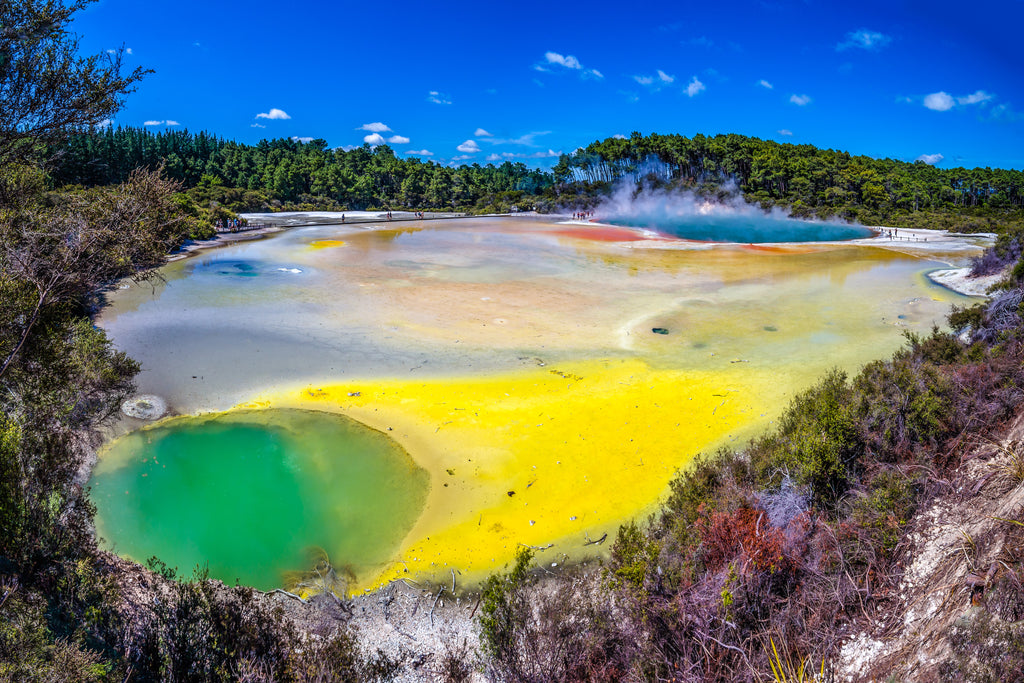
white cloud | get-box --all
[957,90,993,105]
[165,120,180,126]
[486,153,502,162]
[686,76,706,97]
[106,49,116,54]
[916,153,944,165]
[387,135,410,144]
[291,136,314,143]
[990,103,1024,122]
[451,154,474,161]
[837,28,892,51]
[612,134,627,140]
[406,149,433,156]
[759,79,773,89]
[457,140,481,153]
[427,91,452,105]
[339,145,359,152]
[922,89,996,112]
[545,51,581,69]
[363,133,386,145]
[475,128,493,137]
[483,131,551,147]
[143,120,163,126]
[923,91,955,111]
[635,69,675,90]
[126,47,133,55]
[540,52,602,80]
[255,108,291,120]
[359,122,391,132]
[498,149,562,160]
[789,93,812,106]
[777,129,793,136]
[95,119,113,128]
[251,123,266,129]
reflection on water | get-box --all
[93,216,983,591]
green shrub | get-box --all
[850,468,918,556]
[949,303,986,332]
[750,369,860,508]
[478,549,535,670]
[609,522,660,591]
[0,590,109,683]
[852,354,952,458]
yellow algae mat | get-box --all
[247,358,782,592]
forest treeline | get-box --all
[48,128,553,214]
[48,127,1024,236]
[555,131,1024,232]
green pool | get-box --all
[90,409,429,590]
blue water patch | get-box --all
[189,259,308,279]
[609,213,873,243]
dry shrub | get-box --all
[940,609,1024,682]
[479,550,636,682]
[697,507,790,576]
[429,637,475,683]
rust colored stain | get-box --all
[735,243,819,254]
[550,226,655,242]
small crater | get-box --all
[121,395,167,421]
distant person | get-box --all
[341,214,345,223]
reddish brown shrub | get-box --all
[697,506,791,576]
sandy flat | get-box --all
[927,267,1003,297]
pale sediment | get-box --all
[926,267,1002,297]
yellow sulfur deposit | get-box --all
[309,239,347,249]
[251,357,783,592]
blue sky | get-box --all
[76,0,1024,170]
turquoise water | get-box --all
[90,409,429,590]
[609,212,873,243]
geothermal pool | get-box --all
[91,214,987,593]
[90,409,427,589]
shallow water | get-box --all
[91,409,428,590]
[93,215,984,591]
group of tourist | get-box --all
[339,211,428,224]
[216,218,246,231]
[573,210,593,220]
